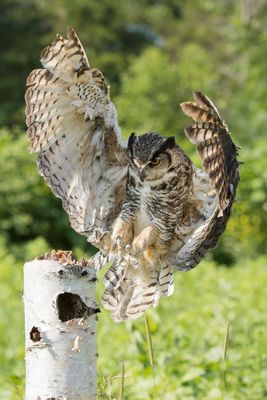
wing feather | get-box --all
[25,28,128,247]
[171,92,239,271]
[180,91,239,213]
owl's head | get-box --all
[127,132,176,182]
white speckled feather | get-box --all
[25,27,128,246]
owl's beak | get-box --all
[139,168,147,182]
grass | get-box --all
[97,257,267,399]
[1,251,267,399]
[119,362,125,400]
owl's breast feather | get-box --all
[134,209,151,236]
[134,183,151,236]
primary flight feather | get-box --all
[25,28,239,322]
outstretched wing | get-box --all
[170,91,239,270]
[181,91,239,214]
[25,28,128,248]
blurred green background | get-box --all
[1,0,267,399]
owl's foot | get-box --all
[111,218,133,253]
[134,246,162,266]
[132,225,157,254]
[140,244,168,266]
[143,246,158,264]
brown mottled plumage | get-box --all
[25,28,239,322]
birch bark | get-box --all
[24,251,99,400]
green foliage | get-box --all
[0,0,55,126]
[0,239,24,400]
[0,128,92,256]
[3,255,267,399]
[97,259,267,399]
[116,48,181,136]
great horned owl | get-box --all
[25,28,239,322]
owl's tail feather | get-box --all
[88,250,111,272]
[102,258,174,322]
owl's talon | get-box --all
[111,242,117,251]
[125,243,131,252]
[125,253,132,265]
[111,218,133,253]
[119,237,126,252]
[111,235,131,253]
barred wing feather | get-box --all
[25,28,128,247]
[171,92,239,270]
[181,91,239,214]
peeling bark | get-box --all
[24,251,98,400]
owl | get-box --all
[25,28,239,322]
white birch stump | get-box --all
[24,251,99,400]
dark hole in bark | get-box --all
[30,326,42,342]
[57,292,100,322]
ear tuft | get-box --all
[152,136,176,159]
[164,136,176,148]
[128,132,136,153]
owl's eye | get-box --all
[150,158,161,167]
